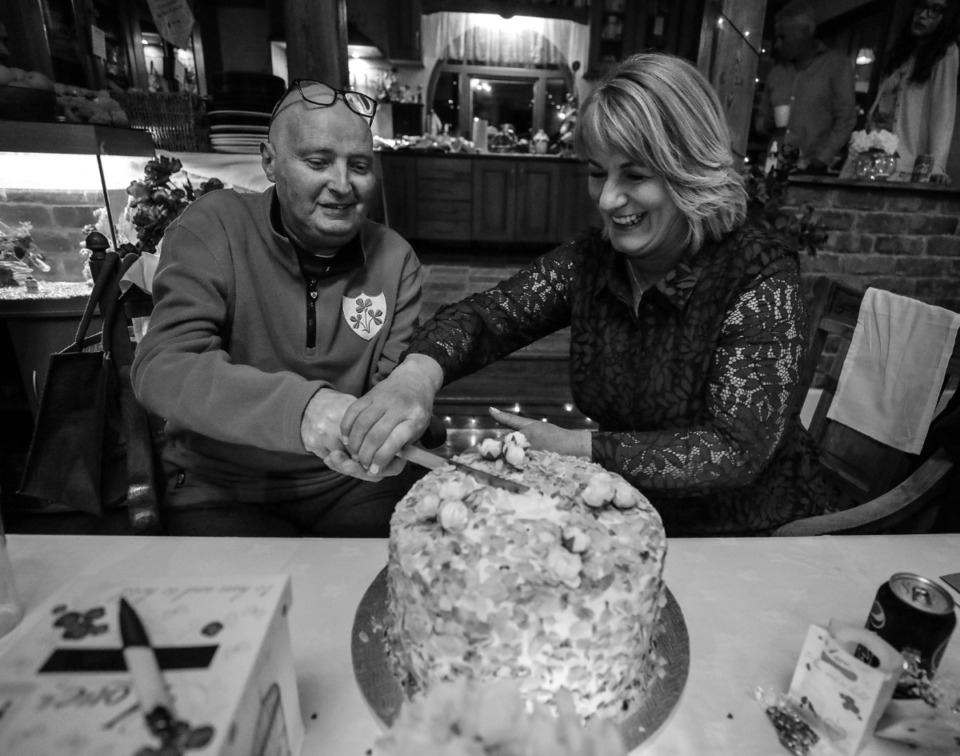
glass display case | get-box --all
[0,121,155,285]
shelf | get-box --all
[0,121,155,156]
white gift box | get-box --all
[0,575,303,756]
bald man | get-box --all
[131,81,424,536]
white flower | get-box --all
[581,472,617,508]
[438,478,472,503]
[562,526,591,553]
[504,444,527,467]
[438,499,470,532]
[546,547,582,587]
[477,438,503,460]
[850,128,899,155]
[612,479,639,509]
[414,493,441,520]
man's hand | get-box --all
[341,355,444,474]
[931,172,953,186]
[488,407,591,458]
[322,448,406,480]
[301,388,356,458]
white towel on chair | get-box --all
[827,287,960,454]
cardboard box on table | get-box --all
[0,575,304,756]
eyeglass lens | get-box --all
[914,1,946,16]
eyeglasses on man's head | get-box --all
[270,79,378,125]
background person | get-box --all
[756,1,857,174]
[866,0,959,183]
[331,53,828,537]
[131,80,424,536]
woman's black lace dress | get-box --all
[407,224,827,536]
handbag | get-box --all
[18,251,162,534]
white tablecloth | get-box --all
[4,534,959,755]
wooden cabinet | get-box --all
[472,159,515,242]
[384,0,422,63]
[380,153,599,246]
[470,159,570,243]
[586,0,707,79]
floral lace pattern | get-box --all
[408,225,827,536]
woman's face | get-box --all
[912,1,947,37]
[586,147,688,270]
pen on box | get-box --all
[119,596,177,737]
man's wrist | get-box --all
[398,353,444,393]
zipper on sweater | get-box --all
[306,277,319,348]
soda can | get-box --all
[855,572,956,698]
[911,153,934,182]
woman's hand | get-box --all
[930,172,953,185]
[340,355,444,474]
[488,407,592,458]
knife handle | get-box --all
[398,445,447,470]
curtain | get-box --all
[422,12,589,73]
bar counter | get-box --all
[4,533,958,754]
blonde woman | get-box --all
[332,53,827,537]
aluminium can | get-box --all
[911,153,934,182]
[855,572,956,698]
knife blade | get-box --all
[399,446,530,494]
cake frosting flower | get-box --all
[477,438,503,460]
[414,493,441,520]
[546,547,583,588]
[582,472,618,508]
[438,499,470,531]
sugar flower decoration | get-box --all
[438,499,470,532]
[581,472,617,508]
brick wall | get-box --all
[785,177,960,313]
[0,187,127,282]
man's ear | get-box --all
[261,141,277,183]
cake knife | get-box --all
[399,446,530,493]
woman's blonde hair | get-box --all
[574,52,747,251]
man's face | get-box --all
[261,99,377,252]
[774,18,812,63]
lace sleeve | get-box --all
[592,264,807,496]
[407,245,578,383]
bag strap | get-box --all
[65,253,121,354]
[111,250,163,535]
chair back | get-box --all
[798,276,960,526]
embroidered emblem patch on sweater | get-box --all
[342,292,386,340]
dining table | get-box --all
[3,533,958,755]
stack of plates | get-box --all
[208,72,283,154]
[208,109,270,154]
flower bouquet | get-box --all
[80,156,224,281]
[849,128,899,157]
[847,129,900,181]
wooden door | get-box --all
[515,161,560,243]
[377,153,418,239]
[417,157,473,241]
[472,159,516,242]
[556,161,600,242]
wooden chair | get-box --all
[774,276,959,536]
